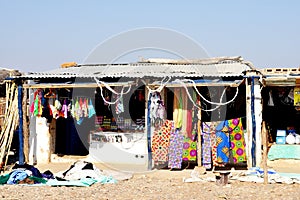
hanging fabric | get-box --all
[61,99,68,119]
[202,122,212,169]
[115,95,124,115]
[207,121,226,167]
[30,89,43,117]
[182,136,197,162]
[181,88,188,136]
[228,118,247,163]
[74,98,80,121]
[168,129,184,169]
[88,99,96,118]
[150,92,165,127]
[151,120,173,165]
[173,88,183,129]
[186,110,193,138]
[215,121,230,165]
[82,98,88,118]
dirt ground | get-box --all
[0,159,300,200]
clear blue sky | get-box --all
[1,1,299,72]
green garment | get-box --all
[0,174,10,184]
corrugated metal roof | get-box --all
[15,62,251,79]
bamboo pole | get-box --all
[262,121,268,184]
[1,83,19,167]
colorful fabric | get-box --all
[202,122,212,168]
[88,99,96,118]
[186,110,193,139]
[168,129,184,169]
[228,118,246,163]
[215,121,230,164]
[173,88,183,129]
[61,99,68,118]
[208,121,225,167]
[151,120,173,163]
[182,136,197,161]
[181,88,188,136]
[30,90,43,117]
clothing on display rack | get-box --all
[30,89,96,124]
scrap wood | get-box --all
[0,82,19,171]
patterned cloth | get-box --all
[215,121,230,164]
[202,122,212,168]
[228,118,247,163]
[182,136,197,161]
[151,120,173,163]
[168,129,184,169]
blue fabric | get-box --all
[215,121,230,164]
[88,99,96,118]
[7,170,28,184]
[268,144,300,161]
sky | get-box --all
[0,1,300,72]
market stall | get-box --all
[9,57,260,171]
[262,68,300,160]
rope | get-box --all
[173,79,239,112]
[93,77,132,105]
[174,79,239,106]
[173,79,222,112]
[143,76,171,100]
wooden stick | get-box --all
[262,121,268,184]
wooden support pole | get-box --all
[18,85,24,165]
[146,85,152,171]
[262,121,268,184]
[197,96,202,166]
[22,87,29,163]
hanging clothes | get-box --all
[186,110,193,138]
[182,136,197,162]
[88,99,96,118]
[82,98,88,118]
[207,121,226,167]
[74,99,80,121]
[228,118,247,163]
[151,120,173,165]
[61,99,68,119]
[202,122,212,169]
[215,121,230,164]
[181,88,188,136]
[115,95,124,115]
[173,88,183,129]
[168,129,184,169]
[30,89,43,117]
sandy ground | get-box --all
[0,159,300,200]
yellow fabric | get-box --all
[181,88,188,136]
[173,88,183,129]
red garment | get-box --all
[186,110,193,139]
